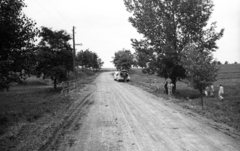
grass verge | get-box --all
[128,66,240,135]
[0,71,98,136]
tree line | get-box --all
[112,0,225,108]
[0,0,103,91]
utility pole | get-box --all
[72,26,76,80]
[72,26,82,80]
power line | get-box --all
[48,0,71,28]
[33,0,65,28]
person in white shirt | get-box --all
[168,82,174,96]
[205,86,209,97]
[210,84,214,97]
[218,84,224,100]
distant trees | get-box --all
[124,0,224,93]
[112,49,134,70]
[224,61,228,65]
[35,27,73,90]
[234,62,238,64]
[181,43,218,109]
[0,0,38,90]
[76,49,104,71]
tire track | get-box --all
[39,91,94,151]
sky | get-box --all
[23,0,240,67]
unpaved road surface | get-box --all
[58,72,240,151]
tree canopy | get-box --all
[0,0,38,90]
[76,49,104,71]
[124,0,224,92]
[181,43,218,108]
[35,27,73,90]
[112,49,134,70]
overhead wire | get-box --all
[33,0,67,29]
[48,0,72,28]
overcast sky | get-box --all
[23,0,240,67]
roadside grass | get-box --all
[0,79,69,136]
[129,64,240,132]
[0,71,98,136]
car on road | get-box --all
[114,70,130,82]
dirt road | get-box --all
[59,72,240,151]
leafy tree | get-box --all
[76,49,104,71]
[181,43,218,109]
[234,62,238,64]
[35,27,72,90]
[132,39,153,68]
[76,50,84,70]
[97,58,104,70]
[92,52,99,70]
[124,0,224,93]
[82,50,92,69]
[112,49,134,70]
[0,0,38,90]
[224,61,228,65]
[217,61,222,65]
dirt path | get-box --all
[59,72,240,151]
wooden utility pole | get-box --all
[72,26,76,80]
[72,26,82,80]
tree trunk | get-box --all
[172,78,177,94]
[200,90,204,110]
[54,78,57,90]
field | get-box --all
[0,71,98,150]
[129,64,240,134]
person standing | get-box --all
[218,84,224,100]
[205,86,209,97]
[210,84,214,97]
[168,82,174,96]
[164,81,168,94]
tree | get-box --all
[234,62,238,64]
[76,50,84,70]
[132,39,153,68]
[35,27,72,90]
[92,52,99,70]
[124,0,224,93]
[224,61,228,65]
[112,49,134,70]
[217,61,222,65]
[76,49,104,71]
[97,58,104,70]
[181,43,218,109]
[0,0,38,90]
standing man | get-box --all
[218,84,224,100]
[210,84,214,97]
[168,82,174,96]
[164,81,168,94]
[205,86,209,97]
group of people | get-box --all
[205,84,224,100]
[164,78,174,96]
[163,78,225,101]
[204,84,215,97]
